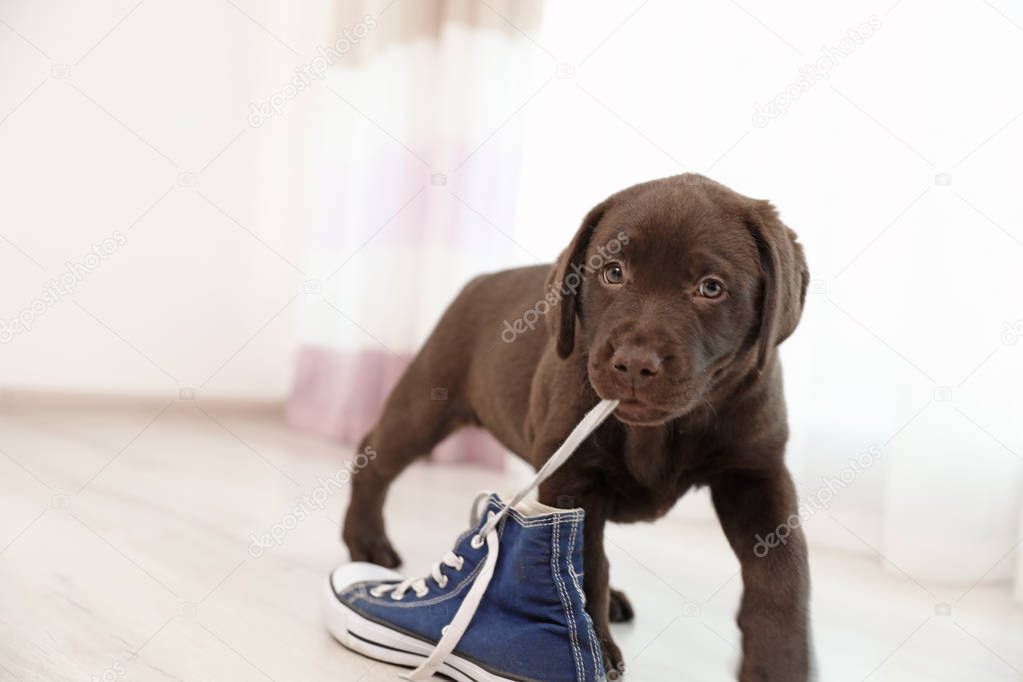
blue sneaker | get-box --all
[324,494,606,681]
[325,401,620,681]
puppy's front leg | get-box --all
[711,470,813,682]
[540,477,623,679]
[579,504,625,679]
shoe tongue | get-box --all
[512,497,572,516]
[477,492,580,524]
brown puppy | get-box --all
[343,173,812,680]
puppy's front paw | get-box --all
[602,637,626,680]
[342,523,402,568]
[353,538,401,568]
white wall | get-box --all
[0,0,336,399]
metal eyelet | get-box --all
[437,575,448,588]
[455,556,465,570]
[470,534,484,549]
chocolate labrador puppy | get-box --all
[343,173,812,680]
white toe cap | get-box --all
[330,562,405,593]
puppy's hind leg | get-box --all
[342,355,467,568]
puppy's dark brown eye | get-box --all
[697,277,725,299]
[602,263,625,285]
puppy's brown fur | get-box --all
[343,174,812,680]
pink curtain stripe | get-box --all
[287,346,507,468]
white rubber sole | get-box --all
[322,578,518,682]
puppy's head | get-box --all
[546,174,808,426]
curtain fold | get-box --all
[287,0,544,466]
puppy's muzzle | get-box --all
[610,344,662,388]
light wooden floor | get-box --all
[1,399,1021,681]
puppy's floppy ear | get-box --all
[746,201,809,371]
[545,199,611,358]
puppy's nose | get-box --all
[611,346,662,384]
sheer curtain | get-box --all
[287,0,544,465]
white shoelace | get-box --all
[400,399,619,681]
[370,550,466,599]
